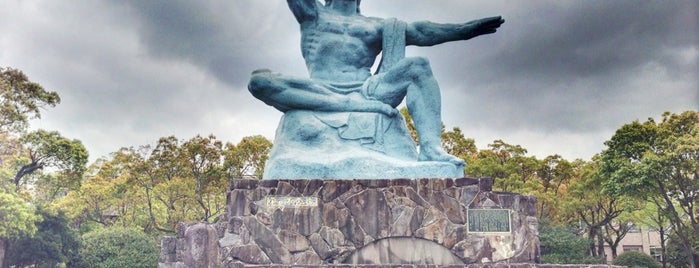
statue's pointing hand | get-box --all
[467,16,505,38]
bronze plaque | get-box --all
[467,209,511,233]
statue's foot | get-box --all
[418,145,466,167]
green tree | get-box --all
[465,140,585,223]
[0,134,22,190]
[0,67,63,268]
[0,67,60,134]
[75,227,159,268]
[181,134,226,221]
[0,190,41,268]
[145,136,193,231]
[539,220,604,264]
[57,146,188,234]
[58,134,245,234]
[564,157,631,258]
[535,155,576,221]
[600,212,642,259]
[466,140,540,193]
[666,231,699,268]
[13,130,88,197]
[223,135,272,179]
[7,208,80,267]
[441,127,477,160]
[601,111,699,267]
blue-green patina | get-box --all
[248,0,503,179]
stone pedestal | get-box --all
[160,178,541,267]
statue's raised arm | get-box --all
[406,16,504,46]
[287,0,320,23]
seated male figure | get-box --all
[249,0,504,166]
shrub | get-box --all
[74,227,159,268]
[7,209,80,267]
[539,222,604,264]
[612,251,661,268]
[665,231,699,268]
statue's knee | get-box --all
[248,71,274,96]
[404,57,433,76]
[411,56,430,65]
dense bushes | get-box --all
[665,231,699,268]
[612,251,661,268]
[539,221,605,264]
[74,227,159,268]
[6,209,80,267]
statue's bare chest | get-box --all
[311,13,381,44]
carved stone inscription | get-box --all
[263,196,318,208]
[467,209,511,233]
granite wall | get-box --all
[159,178,542,267]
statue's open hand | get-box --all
[470,16,504,37]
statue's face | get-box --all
[326,0,361,12]
[325,0,361,7]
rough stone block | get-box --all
[160,178,540,267]
[183,223,221,268]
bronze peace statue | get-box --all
[248,0,503,179]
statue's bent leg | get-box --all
[374,58,465,166]
[248,70,396,116]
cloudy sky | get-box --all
[1,0,697,163]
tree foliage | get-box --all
[0,190,40,239]
[0,67,60,134]
[13,130,88,201]
[223,135,272,179]
[57,134,272,235]
[601,111,699,266]
[180,134,226,221]
[75,227,159,268]
[536,155,576,221]
[7,208,80,268]
[0,67,64,268]
[0,190,41,268]
[466,140,536,192]
[562,157,637,258]
[539,220,604,264]
[665,231,699,268]
[441,127,477,160]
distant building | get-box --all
[603,224,663,263]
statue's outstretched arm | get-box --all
[287,0,320,23]
[405,16,504,46]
